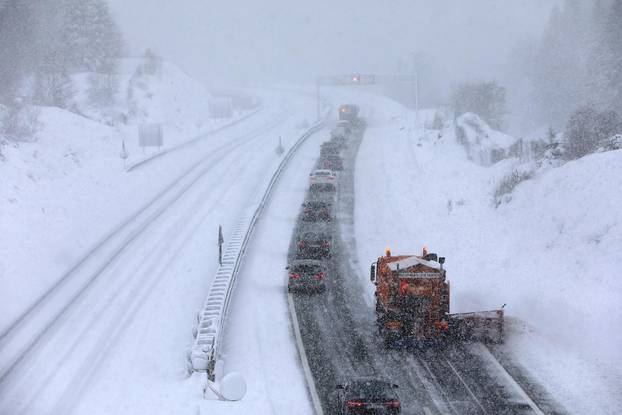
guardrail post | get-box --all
[218,225,224,266]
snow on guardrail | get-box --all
[190,119,326,376]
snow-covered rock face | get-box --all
[454,112,516,166]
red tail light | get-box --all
[289,273,300,279]
[346,400,364,408]
[298,241,306,248]
[385,320,403,330]
[386,399,401,408]
[322,241,331,248]
[315,272,324,280]
[434,320,449,331]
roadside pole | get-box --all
[218,225,224,265]
[119,139,129,170]
[316,79,321,122]
[412,52,420,132]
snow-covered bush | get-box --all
[565,107,620,159]
[493,169,533,207]
[0,102,41,142]
[597,134,622,152]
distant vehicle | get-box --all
[337,119,353,134]
[335,378,400,415]
[339,104,360,122]
[321,155,343,171]
[331,125,348,140]
[301,200,331,222]
[287,259,327,292]
[296,223,332,259]
[321,141,341,156]
[370,247,504,348]
[330,133,347,149]
[309,169,336,191]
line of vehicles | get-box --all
[289,105,505,414]
[287,105,358,293]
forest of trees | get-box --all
[0,0,123,132]
[529,0,622,158]
[450,0,622,160]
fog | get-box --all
[108,0,558,92]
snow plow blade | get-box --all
[448,309,504,343]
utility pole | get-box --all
[315,78,321,121]
[412,52,420,132]
[218,225,224,266]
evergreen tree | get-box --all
[33,49,74,108]
[451,81,506,130]
[0,0,38,102]
[61,0,122,74]
[598,0,622,114]
[530,1,591,128]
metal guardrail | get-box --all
[190,120,326,375]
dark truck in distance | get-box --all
[339,104,360,122]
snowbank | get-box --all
[455,112,516,165]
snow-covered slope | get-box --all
[351,93,622,414]
[1,59,266,335]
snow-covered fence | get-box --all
[190,120,326,376]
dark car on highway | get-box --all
[336,378,400,415]
[296,223,332,259]
[321,141,341,156]
[321,154,343,171]
[301,200,331,222]
[287,259,327,292]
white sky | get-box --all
[108,0,558,89]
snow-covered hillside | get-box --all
[352,93,622,414]
[0,60,273,334]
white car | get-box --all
[309,169,337,191]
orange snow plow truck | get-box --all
[370,247,504,348]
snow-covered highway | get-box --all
[0,91,317,415]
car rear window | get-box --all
[292,264,320,274]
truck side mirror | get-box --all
[439,257,445,264]
[370,263,376,284]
